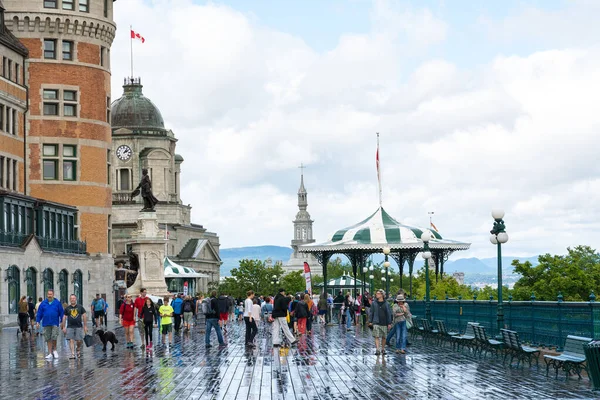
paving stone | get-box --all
[0,321,595,399]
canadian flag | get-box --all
[130,29,145,43]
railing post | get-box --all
[556,292,563,351]
[472,293,477,327]
[530,292,536,346]
[458,295,462,329]
[590,291,596,340]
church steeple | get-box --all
[298,163,308,210]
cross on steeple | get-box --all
[299,163,306,175]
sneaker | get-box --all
[45,353,53,360]
[53,350,59,358]
[205,344,212,348]
[218,343,227,347]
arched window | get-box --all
[73,270,83,304]
[7,265,20,314]
[26,267,37,301]
[58,269,69,304]
[42,268,54,296]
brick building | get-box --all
[4,0,117,255]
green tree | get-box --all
[280,270,306,295]
[511,246,600,301]
[217,259,285,298]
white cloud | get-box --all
[112,0,600,261]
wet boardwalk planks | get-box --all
[0,320,596,399]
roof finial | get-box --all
[376,133,382,208]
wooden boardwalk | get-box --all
[0,320,596,399]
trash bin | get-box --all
[585,341,600,391]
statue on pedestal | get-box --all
[131,168,159,211]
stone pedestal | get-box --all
[128,212,169,297]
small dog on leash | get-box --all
[95,329,118,351]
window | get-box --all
[63,90,77,117]
[63,145,76,181]
[63,0,74,10]
[62,41,73,60]
[43,89,59,116]
[44,0,57,8]
[0,105,4,130]
[44,39,57,59]
[15,63,19,84]
[119,169,130,191]
[43,144,58,180]
[106,96,111,122]
[0,156,4,188]
[11,109,16,135]
[7,59,11,81]
[100,46,105,67]
[79,0,89,12]
[106,150,111,185]
[12,159,16,190]
[2,57,5,77]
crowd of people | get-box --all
[20,285,412,361]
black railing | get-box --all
[0,230,28,247]
[112,192,135,204]
[35,236,87,255]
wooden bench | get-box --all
[543,335,592,379]
[435,320,460,347]
[501,329,540,368]
[454,322,478,352]
[420,318,438,343]
[473,325,503,358]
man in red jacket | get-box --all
[133,288,147,349]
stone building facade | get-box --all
[4,0,117,255]
[110,79,221,293]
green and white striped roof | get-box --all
[299,207,470,252]
[163,257,210,278]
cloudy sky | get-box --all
[111,0,600,259]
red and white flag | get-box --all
[131,29,145,43]
[430,222,439,232]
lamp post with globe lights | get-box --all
[421,231,433,321]
[490,209,509,334]
[383,247,391,297]
[362,266,368,298]
[271,275,280,294]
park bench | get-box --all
[501,329,540,368]
[435,320,460,347]
[473,325,503,358]
[454,322,478,352]
[420,318,438,343]
[543,335,592,379]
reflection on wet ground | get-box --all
[0,320,595,399]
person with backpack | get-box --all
[306,294,317,334]
[203,291,225,348]
[91,294,106,328]
[182,295,195,332]
[295,295,309,335]
[171,294,183,333]
[217,293,230,332]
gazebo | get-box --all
[315,273,367,297]
[299,207,470,298]
[163,257,210,295]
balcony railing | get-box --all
[0,230,28,248]
[35,236,87,255]
[112,192,136,204]
[407,298,600,348]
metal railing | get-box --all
[0,230,28,247]
[112,192,135,204]
[407,298,600,348]
[35,236,87,255]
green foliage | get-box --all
[216,259,285,298]
[511,246,600,301]
[280,270,306,295]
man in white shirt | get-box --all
[243,290,258,347]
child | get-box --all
[158,296,174,346]
[142,297,158,351]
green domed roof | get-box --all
[111,78,165,134]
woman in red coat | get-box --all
[119,295,136,348]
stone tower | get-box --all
[285,168,320,275]
[4,0,117,254]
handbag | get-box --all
[83,334,94,347]
[286,310,290,324]
[406,317,413,330]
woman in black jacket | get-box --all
[141,297,158,351]
[271,289,297,347]
[295,296,309,335]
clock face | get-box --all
[116,145,132,161]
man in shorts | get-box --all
[217,292,230,332]
[91,294,106,328]
[134,288,148,349]
[368,289,392,356]
[159,296,174,346]
[36,289,64,360]
[62,294,87,359]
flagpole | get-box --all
[130,25,133,77]
[377,132,382,207]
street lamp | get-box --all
[490,209,509,334]
[369,274,374,293]
[383,246,391,297]
[271,274,280,294]
[362,266,368,297]
[421,231,433,321]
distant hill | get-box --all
[218,245,540,277]
[220,246,292,277]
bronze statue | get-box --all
[131,168,159,211]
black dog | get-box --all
[95,329,118,351]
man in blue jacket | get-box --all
[171,294,184,333]
[36,289,64,360]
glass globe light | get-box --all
[497,232,509,244]
[422,251,432,259]
[383,261,391,268]
[382,247,391,255]
[421,231,431,243]
[490,234,498,245]
[369,275,374,279]
[492,209,505,220]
